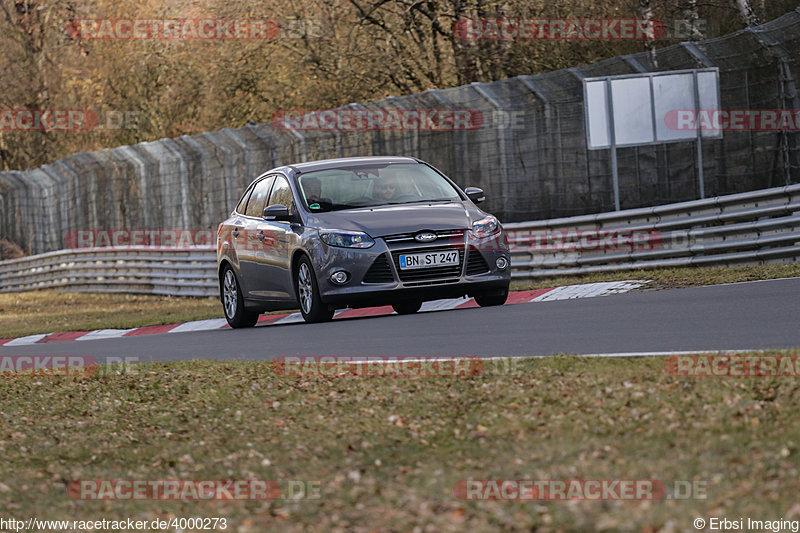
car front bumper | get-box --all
[310,231,511,308]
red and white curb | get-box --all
[0,280,650,346]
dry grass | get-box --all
[2,355,799,531]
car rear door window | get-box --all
[236,184,255,214]
[244,176,275,218]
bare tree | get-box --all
[735,0,760,26]
[0,0,83,170]
[639,0,657,68]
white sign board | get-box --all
[584,68,721,150]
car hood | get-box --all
[304,202,479,237]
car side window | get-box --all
[236,184,255,214]
[244,176,275,218]
[267,176,295,211]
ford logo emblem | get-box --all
[414,232,437,243]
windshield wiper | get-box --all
[332,203,375,210]
[389,198,455,204]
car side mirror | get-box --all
[263,204,291,221]
[465,187,485,204]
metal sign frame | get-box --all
[583,68,721,209]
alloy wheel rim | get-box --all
[223,270,237,318]
[298,263,313,314]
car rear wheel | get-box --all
[296,257,334,323]
[392,301,422,315]
[475,288,509,307]
[222,266,259,328]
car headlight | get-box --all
[470,215,501,239]
[320,230,375,248]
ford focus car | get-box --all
[216,156,511,326]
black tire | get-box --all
[221,266,259,328]
[392,301,422,315]
[474,288,509,307]
[295,256,334,323]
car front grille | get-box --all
[362,254,394,284]
[390,245,464,282]
[383,229,466,246]
[466,249,490,275]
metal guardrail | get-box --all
[506,183,800,278]
[0,184,799,296]
[0,248,218,297]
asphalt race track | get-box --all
[1,278,798,361]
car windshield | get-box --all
[296,163,462,212]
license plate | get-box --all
[399,250,459,270]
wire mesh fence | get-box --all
[2,10,800,256]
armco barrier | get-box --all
[0,184,799,296]
[0,248,218,297]
[507,183,800,278]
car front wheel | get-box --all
[296,257,334,323]
[221,266,259,328]
[474,288,509,307]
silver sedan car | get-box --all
[217,156,511,326]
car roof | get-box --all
[287,156,420,174]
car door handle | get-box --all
[257,231,265,240]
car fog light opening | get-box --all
[330,271,349,285]
[496,256,509,270]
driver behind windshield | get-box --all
[302,177,323,204]
[302,177,335,211]
[372,177,400,202]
